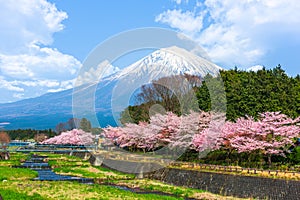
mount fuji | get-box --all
[0,46,222,130]
[110,46,221,80]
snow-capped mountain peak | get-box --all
[113,46,222,81]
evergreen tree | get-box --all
[80,118,92,132]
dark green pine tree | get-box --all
[196,81,211,112]
[79,118,92,132]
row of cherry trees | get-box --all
[42,111,300,164]
[102,111,300,162]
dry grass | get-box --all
[192,192,251,200]
[113,179,250,200]
[171,163,300,181]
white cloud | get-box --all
[13,93,25,99]
[0,76,75,101]
[173,0,182,4]
[12,79,60,87]
[157,0,300,68]
[0,76,24,92]
[0,0,68,53]
[0,44,81,80]
[75,60,120,86]
[172,0,189,4]
[197,23,265,66]
[156,9,205,34]
[0,122,10,128]
[0,0,82,102]
[0,122,10,125]
[246,65,264,72]
[47,79,74,93]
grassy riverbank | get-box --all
[0,152,248,200]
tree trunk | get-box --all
[268,154,272,167]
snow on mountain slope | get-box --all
[109,46,221,82]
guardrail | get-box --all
[7,143,96,153]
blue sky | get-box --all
[0,0,300,103]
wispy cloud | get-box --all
[156,9,205,34]
[0,122,10,129]
[0,76,24,92]
[75,60,120,86]
[172,0,189,5]
[0,122,10,125]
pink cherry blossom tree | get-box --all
[102,122,157,152]
[219,112,300,165]
[42,129,95,145]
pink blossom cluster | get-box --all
[220,112,300,156]
[42,129,95,145]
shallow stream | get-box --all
[16,154,195,199]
